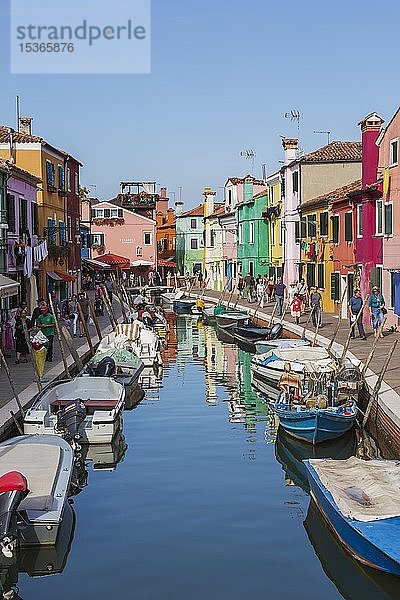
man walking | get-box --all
[245,272,254,303]
[104,277,114,303]
[78,292,90,337]
[369,286,386,338]
[310,286,323,327]
[273,277,287,316]
[348,289,367,339]
[36,303,55,362]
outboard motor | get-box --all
[89,356,116,378]
[0,472,29,559]
[56,400,87,444]
[268,323,283,340]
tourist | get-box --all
[36,303,55,362]
[31,298,46,328]
[237,273,244,298]
[256,278,266,308]
[369,286,386,338]
[166,271,172,287]
[348,289,367,340]
[287,281,297,309]
[148,270,156,287]
[290,293,302,325]
[297,278,308,308]
[14,308,30,363]
[278,362,302,403]
[266,278,275,302]
[245,272,254,303]
[310,287,323,327]
[68,294,79,337]
[197,271,203,287]
[104,277,114,303]
[273,277,287,316]
[78,292,90,337]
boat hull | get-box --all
[304,462,400,575]
[173,300,196,313]
[255,338,309,354]
[215,313,249,330]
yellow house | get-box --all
[266,170,283,279]
[298,192,334,313]
[0,119,73,297]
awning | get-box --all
[158,258,176,268]
[96,253,131,269]
[82,258,111,270]
[47,271,62,281]
[0,275,20,299]
[131,260,153,267]
[54,269,76,282]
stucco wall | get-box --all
[301,162,361,202]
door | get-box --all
[341,275,347,318]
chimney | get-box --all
[175,201,184,216]
[282,138,298,165]
[203,187,216,217]
[358,112,384,187]
[19,117,32,136]
[160,187,167,198]
[157,186,168,216]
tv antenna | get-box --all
[240,149,256,175]
[313,130,331,144]
[284,110,302,137]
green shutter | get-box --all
[344,212,353,242]
[385,204,393,235]
[330,272,339,301]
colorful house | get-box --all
[236,184,270,280]
[156,202,176,279]
[175,202,204,276]
[266,170,283,280]
[377,108,400,327]
[349,113,384,313]
[203,188,224,290]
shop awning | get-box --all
[54,269,76,282]
[131,260,154,267]
[0,275,20,299]
[158,258,176,268]
[47,271,62,281]
[82,258,111,270]
[95,253,130,270]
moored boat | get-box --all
[304,457,400,575]
[215,310,250,330]
[251,346,334,384]
[99,323,162,368]
[255,337,310,354]
[173,298,196,313]
[24,377,125,444]
[82,348,144,387]
[232,322,283,345]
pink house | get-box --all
[82,200,156,275]
[377,107,400,326]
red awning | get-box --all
[158,258,176,268]
[54,269,76,282]
[95,253,130,269]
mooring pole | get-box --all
[363,339,398,427]
[48,294,71,379]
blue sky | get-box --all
[1,0,400,207]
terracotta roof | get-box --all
[300,179,362,210]
[252,188,268,200]
[206,204,226,219]
[226,174,265,186]
[297,141,362,164]
[0,125,82,164]
[177,203,204,218]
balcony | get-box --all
[118,192,158,209]
[47,184,57,193]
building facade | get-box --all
[174,203,204,277]
[266,171,283,280]
[236,187,270,279]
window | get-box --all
[118,208,123,218]
[144,232,152,245]
[74,173,79,194]
[269,186,274,204]
[292,171,299,193]
[307,214,317,238]
[104,209,111,218]
[47,218,56,243]
[307,263,316,289]
[190,238,198,250]
[300,219,307,239]
[19,198,28,233]
[390,272,396,309]
[249,261,254,276]
[190,218,197,230]
[59,221,67,244]
[228,190,232,206]
[110,208,118,217]
[271,221,275,245]
[331,272,340,301]
[376,199,383,235]
[58,165,65,190]
[238,223,243,245]
[385,203,393,235]
[67,168,71,192]
[331,215,339,243]
[317,263,325,289]
[390,138,398,166]
[46,160,55,187]
[92,233,105,246]
[210,229,215,247]
[6,194,15,232]
[344,212,353,242]
[31,203,38,236]
[249,221,254,244]
[67,216,72,240]
[136,246,143,256]
[320,212,328,236]
[370,266,383,290]
[357,204,363,237]
[95,209,104,218]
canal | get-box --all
[13,316,400,599]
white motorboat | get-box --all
[0,435,73,559]
[251,346,336,384]
[255,338,310,354]
[99,322,162,367]
[161,288,184,307]
[24,377,125,445]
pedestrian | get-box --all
[237,273,244,298]
[310,286,323,327]
[266,278,274,302]
[31,298,46,328]
[273,277,287,316]
[14,308,30,363]
[129,272,135,286]
[148,269,155,287]
[197,271,203,287]
[256,273,262,285]
[256,278,266,307]
[369,286,386,338]
[245,272,254,303]
[290,293,302,325]
[104,277,113,303]
[166,271,172,287]
[348,289,367,340]
[78,291,90,337]
[36,303,55,362]
[68,294,79,337]
[297,278,308,309]
[287,281,297,310]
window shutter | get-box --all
[344,212,353,242]
[317,263,325,289]
[331,216,339,243]
[104,209,110,218]
[320,212,328,236]
[330,272,339,301]
[385,204,393,235]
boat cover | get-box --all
[0,444,60,511]
[115,323,141,341]
[92,348,141,366]
[309,457,400,522]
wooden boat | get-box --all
[0,435,73,558]
[232,322,283,345]
[304,457,400,575]
[251,346,335,384]
[82,348,144,387]
[215,310,250,330]
[24,377,125,444]
[255,338,310,354]
[173,298,196,313]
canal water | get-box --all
[13,316,400,599]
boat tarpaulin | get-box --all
[0,274,20,299]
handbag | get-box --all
[382,307,387,315]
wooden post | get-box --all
[10,411,23,435]
[312,314,321,347]
[0,347,25,417]
[341,295,369,361]
[269,302,278,327]
[327,287,348,353]
[48,294,71,379]
[88,300,102,342]
[61,326,84,371]
[226,284,236,309]
[77,301,95,356]
[300,304,316,341]
[101,287,118,328]
[22,317,42,392]
[361,316,388,376]
[113,284,128,323]
[363,339,398,427]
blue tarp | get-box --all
[394,272,400,317]
[261,354,279,366]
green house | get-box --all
[236,182,270,279]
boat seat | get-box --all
[0,444,60,511]
[50,399,118,412]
